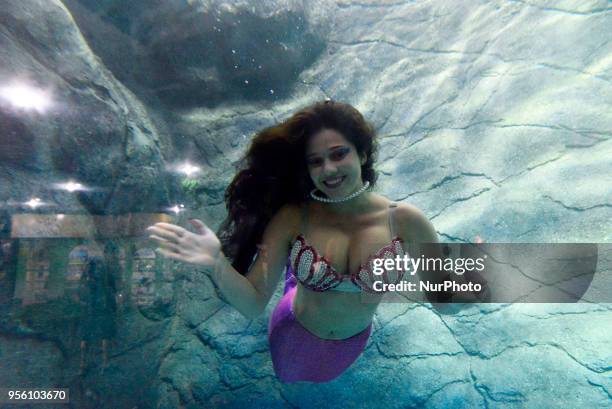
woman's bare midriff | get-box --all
[291,283,382,340]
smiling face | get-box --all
[305,128,366,199]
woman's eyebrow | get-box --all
[329,145,348,151]
[306,145,348,158]
[306,145,346,158]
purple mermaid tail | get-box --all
[267,264,371,383]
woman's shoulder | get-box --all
[371,194,425,217]
[256,204,303,246]
[393,201,428,222]
[374,195,436,242]
[273,203,302,220]
[267,204,302,234]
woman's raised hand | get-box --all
[146,219,222,267]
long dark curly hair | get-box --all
[217,100,379,275]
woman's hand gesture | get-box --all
[146,219,222,267]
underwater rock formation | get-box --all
[0,0,171,214]
[63,0,327,107]
[0,0,610,408]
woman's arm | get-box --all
[395,203,488,304]
[147,205,299,319]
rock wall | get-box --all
[0,0,610,408]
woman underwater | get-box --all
[147,100,460,383]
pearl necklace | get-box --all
[310,181,371,203]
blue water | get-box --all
[1,1,611,408]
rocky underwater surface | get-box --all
[0,0,610,408]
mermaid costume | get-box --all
[268,204,405,383]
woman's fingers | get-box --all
[189,219,208,235]
[148,233,171,244]
[146,221,220,266]
[146,225,183,242]
[148,221,210,240]
[155,248,184,261]
[149,234,181,253]
[154,223,188,237]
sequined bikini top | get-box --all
[288,203,406,293]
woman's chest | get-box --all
[298,222,396,275]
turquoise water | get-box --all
[1,1,611,408]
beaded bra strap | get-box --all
[299,202,310,237]
[388,202,398,239]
